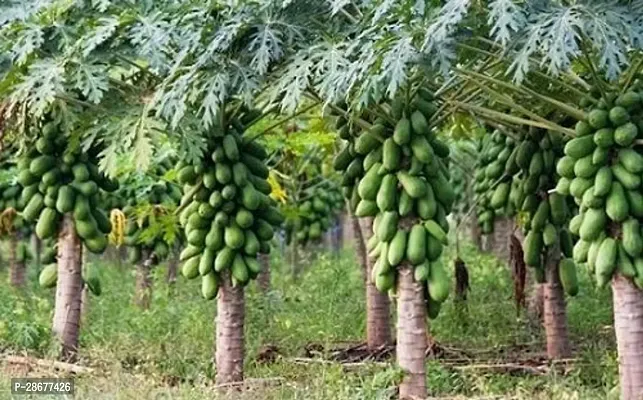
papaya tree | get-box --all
[259,115,343,274]
[119,155,182,309]
[0,1,168,361]
[0,159,29,287]
[417,1,643,395]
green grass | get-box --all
[0,243,618,399]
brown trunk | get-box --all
[166,247,178,285]
[528,282,545,324]
[510,232,527,314]
[290,242,300,278]
[52,216,83,362]
[612,276,643,400]
[9,235,26,288]
[358,217,392,350]
[397,266,427,399]
[135,251,153,309]
[543,243,571,359]
[491,217,511,261]
[482,233,493,253]
[257,253,270,293]
[215,271,245,385]
[352,215,368,283]
[118,246,127,270]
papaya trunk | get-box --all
[334,217,343,256]
[135,250,153,309]
[397,266,427,399]
[353,215,368,283]
[215,270,245,384]
[290,242,300,278]
[52,216,83,362]
[342,210,352,250]
[482,233,494,253]
[612,275,643,400]
[359,217,392,349]
[166,247,178,285]
[257,253,270,293]
[492,217,511,261]
[543,244,571,359]
[118,245,127,270]
[9,234,26,288]
[32,234,42,272]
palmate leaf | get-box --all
[11,58,65,117]
[422,0,471,53]
[128,11,174,73]
[198,71,228,129]
[488,0,525,46]
[0,0,53,25]
[74,16,119,58]
[71,62,109,104]
[248,22,285,75]
[379,34,416,98]
[9,23,44,65]
[582,1,636,80]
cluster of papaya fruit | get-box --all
[122,160,183,265]
[284,183,344,245]
[332,89,454,318]
[17,120,118,253]
[177,110,284,299]
[560,89,643,288]
[473,130,517,233]
[508,127,578,295]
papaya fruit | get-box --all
[407,224,427,265]
[397,172,427,198]
[201,272,219,300]
[606,182,629,222]
[36,207,58,240]
[595,238,618,283]
[622,218,643,258]
[182,255,201,279]
[393,117,411,145]
[39,263,58,288]
[559,258,579,296]
[215,247,235,272]
[428,261,449,303]
[376,174,397,211]
[388,230,407,266]
[564,135,596,158]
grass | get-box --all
[0,241,618,399]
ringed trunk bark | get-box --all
[397,266,427,399]
[358,217,392,350]
[135,251,153,309]
[52,216,83,362]
[543,243,571,359]
[612,275,643,400]
[9,235,26,288]
[257,253,270,293]
[215,270,245,385]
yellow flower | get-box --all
[267,171,287,203]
